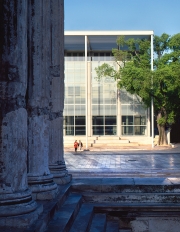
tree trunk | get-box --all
[157,113,168,145]
[158,125,167,145]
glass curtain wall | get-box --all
[120,90,147,135]
[91,58,117,136]
[64,51,148,137]
[64,55,86,135]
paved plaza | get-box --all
[64,144,180,178]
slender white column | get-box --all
[151,34,154,147]
[117,61,121,137]
[85,35,89,150]
[87,62,92,137]
[117,89,121,137]
[147,108,151,136]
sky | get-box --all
[64,0,180,36]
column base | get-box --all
[28,174,58,200]
[0,189,43,228]
[49,161,72,185]
[53,173,72,185]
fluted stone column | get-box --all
[48,0,71,185]
[0,0,42,227]
[27,0,58,200]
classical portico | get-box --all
[0,0,70,228]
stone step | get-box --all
[69,171,175,178]
[45,193,82,232]
[105,220,119,232]
[119,229,132,232]
[64,136,152,146]
[93,202,180,213]
[69,203,94,232]
[89,213,107,232]
[82,192,180,203]
[93,140,130,144]
[95,140,129,144]
[92,142,139,147]
[71,178,180,194]
[64,143,94,147]
[25,184,71,232]
[95,137,121,140]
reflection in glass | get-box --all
[75,116,85,125]
[120,90,134,104]
[64,126,74,135]
[122,116,133,125]
[64,116,74,126]
[105,116,116,125]
[93,126,104,135]
[134,126,146,135]
[92,116,104,125]
[105,126,117,135]
[134,116,146,125]
[122,126,133,135]
[75,126,86,135]
[122,126,147,135]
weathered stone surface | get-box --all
[131,217,180,232]
[0,203,43,228]
[27,0,58,199]
[0,0,68,228]
[49,118,69,184]
[27,0,51,109]
[48,0,71,185]
[0,0,38,223]
[28,173,58,200]
[28,115,50,176]
[1,109,28,192]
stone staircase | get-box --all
[44,190,120,232]
[21,178,180,232]
[64,136,152,149]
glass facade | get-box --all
[64,37,149,137]
[64,60,86,135]
[120,90,147,135]
[91,60,117,136]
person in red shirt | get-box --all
[74,140,79,152]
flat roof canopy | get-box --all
[64,31,154,52]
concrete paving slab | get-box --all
[64,146,180,178]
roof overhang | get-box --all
[64,31,154,52]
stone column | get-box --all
[48,0,71,184]
[27,0,58,200]
[0,0,42,227]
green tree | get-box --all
[95,33,180,145]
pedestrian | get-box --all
[79,140,83,150]
[74,140,79,152]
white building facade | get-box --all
[64,31,154,146]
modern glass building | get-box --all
[64,31,154,145]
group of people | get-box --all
[74,140,83,152]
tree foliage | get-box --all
[95,33,180,145]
